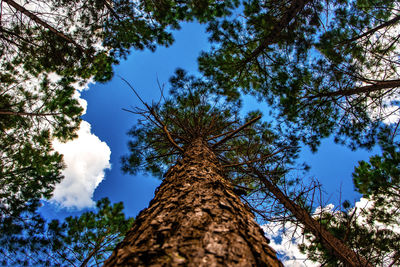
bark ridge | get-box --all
[104,139,282,266]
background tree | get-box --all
[199,0,400,150]
[297,132,400,265]
[1,0,239,80]
[299,202,400,266]
[0,75,82,221]
[0,198,134,267]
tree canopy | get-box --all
[121,69,297,180]
[2,0,400,265]
[120,69,374,266]
[199,0,400,150]
[0,0,238,229]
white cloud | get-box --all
[47,75,111,209]
[262,223,319,267]
[51,121,111,209]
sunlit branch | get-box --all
[342,14,400,45]
[307,79,400,99]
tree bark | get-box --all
[254,170,372,266]
[104,138,282,266]
[308,79,400,99]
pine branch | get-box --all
[103,0,121,23]
[222,146,288,168]
[80,230,109,267]
[0,110,61,116]
[120,77,184,152]
[239,0,312,67]
[307,79,400,99]
[211,115,261,148]
[343,207,357,243]
[389,252,400,267]
[341,14,400,45]
[3,0,85,52]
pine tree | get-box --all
[105,70,370,266]
[0,198,134,266]
[299,202,400,266]
[1,0,239,80]
[199,0,400,149]
[297,133,400,265]
[0,75,82,219]
[105,70,283,266]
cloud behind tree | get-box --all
[52,120,111,209]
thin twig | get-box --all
[120,77,184,152]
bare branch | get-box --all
[211,115,262,148]
[222,146,288,168]
[120,77,184,152]
[307,79,400,99]
[0,110,61,116]
[119,76,148,108]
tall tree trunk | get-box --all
[104,138,282,266]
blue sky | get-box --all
[41,22,379,220]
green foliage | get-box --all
[0,72,80,223]
[122,68,242,176]
[0,198,134,266]
[353,139,400,198]
[352,136,400,228]
[2,0,239,81]
[0,0,236,232]
[199,0,400,150]
[121,69,299,199]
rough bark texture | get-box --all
[104,139,282,266]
